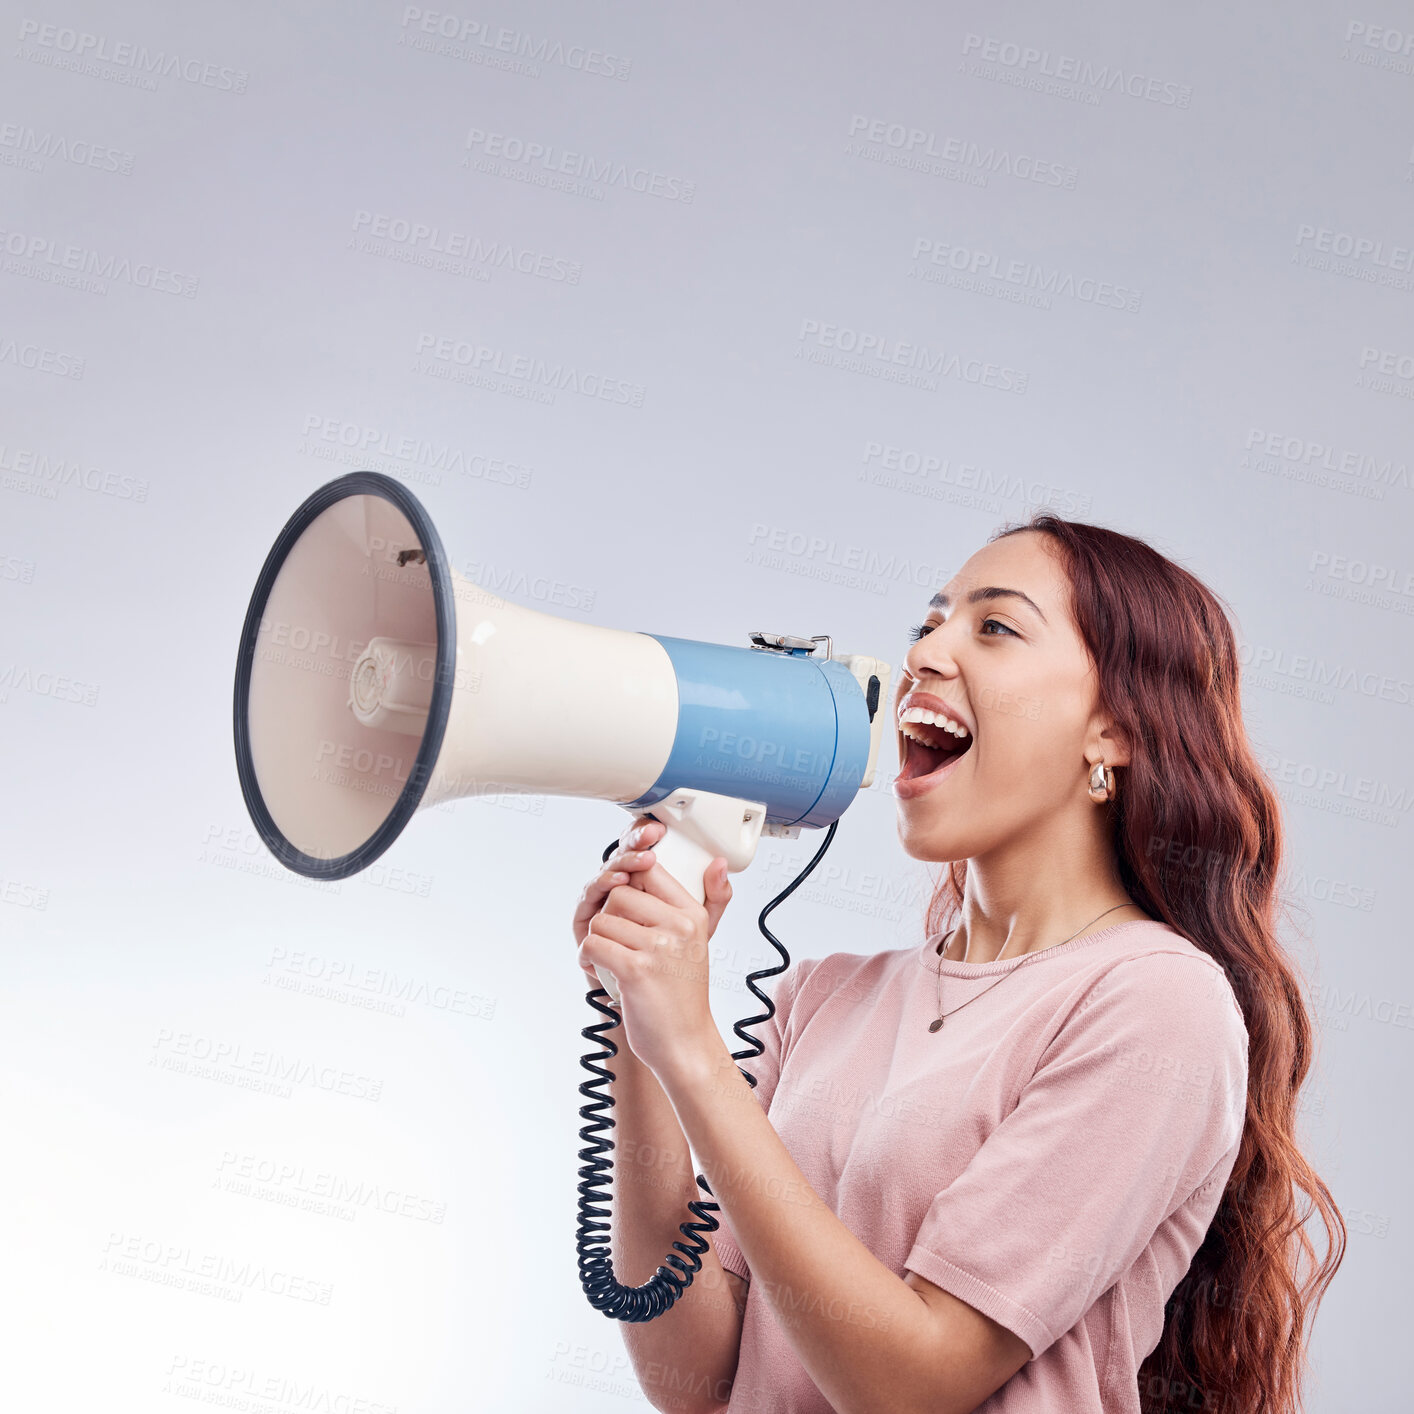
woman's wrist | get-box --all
[651,1026,737,1100]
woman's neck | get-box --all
[939,899,1148,964]
[942,820,1148,964]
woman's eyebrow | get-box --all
[928,587,1048,625]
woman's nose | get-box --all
[905,627,957,681]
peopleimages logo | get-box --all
[1237,640,1414,707]
[959,33,1193,107]
[845,114,1078,189]
[1341,21,1414,75]
[0,121,135,175]
[463,127,693,201]
[746,522,949,592]
[1356,346,1414,401]
[414,332,646,406]
[0,226,198,296]
[860,442,1093,515]
[101,1234,333,1305]
[349,209,581,283]
[1307,549,1414,599]
[1295,224,1413,271]
[15,19,249,92]
[0,441,148,500]
[299,414,533,489]
[0,662,100,706]
[0,332,84,378]
[151,1027,384,1102]
[796,318,1029,395]
[399,7,631,80]
[215,1150,448,1223]
[163,1357,396,1414]
[1258,750,1411,830]
[1241,428,1409,501]
[1294,223,1414,292]
[909,237,1142,313]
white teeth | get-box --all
[898,706,970,740]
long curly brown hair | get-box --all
[923,511,1345,1413]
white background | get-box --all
[2,2,1410,1409]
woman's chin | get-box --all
[898,836,969,868]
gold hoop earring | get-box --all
[1088,761,1116,803]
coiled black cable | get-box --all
[575,816,840,1322]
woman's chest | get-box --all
[765,998,1029,1246]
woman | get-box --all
[572,511,1345,1414]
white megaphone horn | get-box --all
[232,472,892,1003]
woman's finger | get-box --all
[574,864,626,922]
[579,916,638,977]
[572,859,645,947]
[571,818,679,982]
[618,815,664,852]
[602,877,684,931]
[571,834,666,959]
[605,843,660,873]
[702,857,734,935]
[576,843,659,913]
[585,908,648,955]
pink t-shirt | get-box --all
[708,919,1249,1413]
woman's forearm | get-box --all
[605,1035,744,1413]
[654,1035,942,1414]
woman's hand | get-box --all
[569,813,652,987]
[572,814,734,1077]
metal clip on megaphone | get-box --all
[230,473,891,1323]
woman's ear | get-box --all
[1088,715,1132,769]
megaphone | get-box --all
[231,469,894,1324]
[232,471,893,1003]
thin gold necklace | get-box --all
[928,904,1131,1033]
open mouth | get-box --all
[896,716,974,782]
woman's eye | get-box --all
[908,618,1016,643]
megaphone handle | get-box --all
[593,825,725,1004]
[595,789,767,1006]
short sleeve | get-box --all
[903,951,1249,1359]
[709,959,815,1281]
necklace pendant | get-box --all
[928,1017,944,1033]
